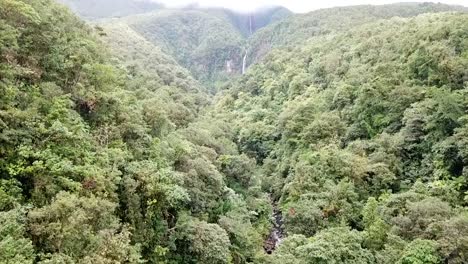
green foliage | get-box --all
[0,0,267,262]
[283,179,360,236]
[2,1,468,263]
[0,208,35,264]
[28,192,142,262]
[432,213,468,263]
[218,8,468,264]
[218,6,291,37]
[362,197,390,250]
[269,228,375,264]
[96,6,291,87]
[218,154,256,190]
[246,3,468,68]
[398,239,440,264]
[175,216,232,264]
[0,179,23,210]
[120,9,245,85]
[218,191,266,262]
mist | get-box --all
[156,0,468,13]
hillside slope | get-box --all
[246,2,468,68]
[218,11,468,263]
[97,21,208,127]
[117,9,245,84]
[2,1,468,264]
[0,0,268,263]
[204,6,292,37]
[98,6,291,87]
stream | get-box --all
[263,198,285,254]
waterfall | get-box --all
[242,14,253,75]
[242,51,247,74]
[249,14,253,35]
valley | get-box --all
[1,0,468,263]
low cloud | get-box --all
[155,0,468,13]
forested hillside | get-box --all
[1,0,468,264]
[93,2,465,85]
[116,9,245,85]
[0,0,268,263]
[220,11,468,264]
[101,6,291,87]
[245,2,468,68]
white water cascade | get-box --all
[242,51,247,74]
[241,14,253,75]
[249,14,253,35]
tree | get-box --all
[0,208,35,264]
[175,216,232,264]
[362,197,390,250]
[431,213,468,264]
[398,239,440,264]
[270,228,375,264]
[28,192,142,263]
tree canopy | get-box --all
[1,0,467,263]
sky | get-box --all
[157,0,468,13]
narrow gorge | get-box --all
[264,198,285,254]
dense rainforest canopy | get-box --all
[0,0,467,263]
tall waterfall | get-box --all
[242,14,253,75]
[249,14,253,35]
[242,51,247,75]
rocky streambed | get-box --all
[264,200,285,254]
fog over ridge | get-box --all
[153,0,468,13]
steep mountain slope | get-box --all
[97,21,208,128]
[0,0,268,263]
[2,0,468,264]
[218,11,468,263]
[246,2,468,68]
[57,0,163,19]
[98,6,291,87]
[204,6,292,37]
[116,9,245,85]
[57,1,467,84]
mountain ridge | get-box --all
[96,5,291,87]
[245,2,468,69]
[90,2,468,86]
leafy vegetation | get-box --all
[0,0,268,263]
[1,0,468,263]
[246,3,468,68]
[118,9,245,85]
[97,6,291,88]
[221,11,468,264]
